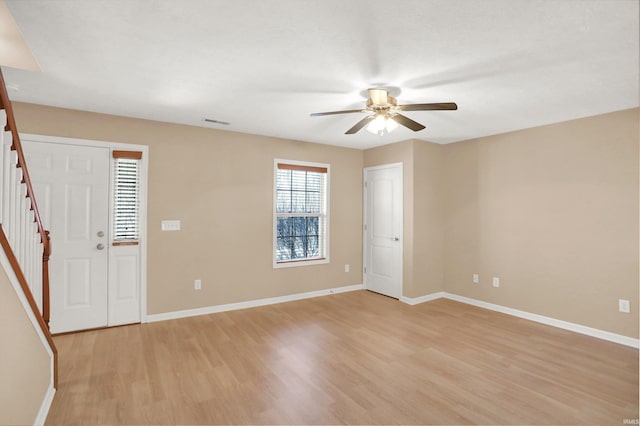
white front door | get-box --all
[364,163,403,299]
[24,141,110,333]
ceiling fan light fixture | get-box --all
[386,115,399,132]
[366,114,387,134]
[367,113,397,135]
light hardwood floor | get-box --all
[45,290,639,425]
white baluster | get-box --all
[9,156,18,249]
[34,229,40,298]
[36,237,43,306]
[19,181,27,269]
[0,110,5,224]
[7,142,16,246]
[31,224,41,312]
[33,222,39,294]
[31,223,37,287]
[26,213,34,296]
[2,135,12,230]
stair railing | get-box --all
[0,67,57,386]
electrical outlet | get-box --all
[345,264,350,273]
[194,279,202,290]
[619,299,630,313]
[492,277,500,288]
[473,274,479,284]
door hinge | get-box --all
[364,181,368,188]
[364,224,367,231]
[364,267,366,273]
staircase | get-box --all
[0,67,57,387]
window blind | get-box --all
[113,152,141,244]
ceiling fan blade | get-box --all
[310,109,365,117]
[397,102,458,111]
[368,88,389,106]
[391,114,426,132]
[345,115,375,134]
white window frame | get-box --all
[273,158,330,268]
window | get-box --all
[274,160,329,267]
[112,150,142,245]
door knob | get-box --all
[96,243,105,250]
[97,231,105,237]
[392,237,400,241]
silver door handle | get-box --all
[96,243,105,250]
[392,237,400,241]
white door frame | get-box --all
[363,162,403,298]
[21,133,149,323]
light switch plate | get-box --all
[161,220,181,231]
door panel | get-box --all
[65,184,92,240]
[371,246,393,277]
[109,248,141,326]
[364,164,403,299]
[372,179,393,236]
[64,258,91,306]
[24,141,110,333]
[115,255,137,300]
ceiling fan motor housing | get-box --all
[367,96,397,112]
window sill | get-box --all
[273,257,328,269]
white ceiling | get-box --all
[3,0,639,149]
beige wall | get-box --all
[13,102,364,314]
[12,102,639,339]
[0,263,51,425]
[363,139,446,298]
[443,108,639,338]
[414,141,445,296]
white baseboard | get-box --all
[443,293,639,348]
[146,285,639,349]
[147,283,364,323]
[401,291,639,349]
[34,384,55,426]
[400,292,446,305]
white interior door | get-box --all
[24,141,110,333]
[364,163,403,299]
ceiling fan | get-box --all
[310,88,457,135]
